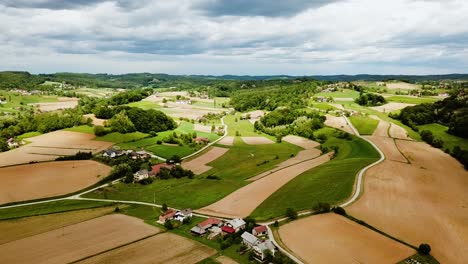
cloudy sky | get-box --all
[0,0,467,75]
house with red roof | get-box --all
[221,225,236,234]
[252,225,268,236]
[158,209,176,223]
[151,163,174,176]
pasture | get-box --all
[348,115,379,135]
[386,95,438,104]
[315,89,360,99]
[418,123,468,151]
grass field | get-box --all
[309,102,339,111]
[224,114,273,139]
[0,91,60,112]
[16,131,42,140]
[95,131,149,143]
[127,101,162,109]
[349,115,379,135]
[386,96,439,104]
[84,140,302,209]
[63,125,95,134]
[315,89,360,99]
[418,123,468,151]
[0,200,113,220]
[250,127,380,220]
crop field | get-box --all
[224,114,273,138]
[349,115,379,135]
[182,147,229,174]
[0,91,60,112]
[0,130,112,167]
[63,125,95,134]
[386,95,438,104]
[418,123,468,151]
[371,102,415,113]
[315,89,360,99]
[279,213,414,264]
[84,140,302,209]
[385,82,420,90]
[95,131,149,143]
[78,232,216,264]
[251,128,380,220]
[348,137,468,263]
[83,113,107,126]
[0,160,111,205]
[30,97,78,112]
[0,214,160,264]
[324,114,355,134]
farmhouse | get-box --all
[129,150,150,160]
[190,217,223,236]
[253,240,276,261]
[195,137,210,144]
[102,148,124,158]
[241,232,260,248]
[252,225,268,236]
[7,138,19,148]
[224,218,246,233]
[151,163,175,176]
[174,208,193,222]
[133,169,149,182]
[158,209,176,223]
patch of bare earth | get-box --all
[241,137,274,145]
[78,233,216,264]
[389,123,412,140]
[370,116,389,137]
[348,140,468,263]
[249,135,321,181]
[217,136,234,146]
[0,131,112,167]
[0,160,111,204]
[216,256,239,264]
[279,213,414,264]
[0,214,160,264]
[0,207,114,244]
[364,136,407,163]
[182,147,229,175]
[386,82,419,90]
[30,98,79,112]
[328,103,344,110]
[324,114,354,134]
[197,153,332,218]
[83,114,107,126]
[194,124,212,133]
[371,102,415,113]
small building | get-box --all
[252,225,268,236]
[7,138,19,148]
[194,137,210,144]
[133,169,149,182]
[241,231,260,248]
[199,217,223,230]
[151,163,175,176]
[225,218,246,233]
[129,150,150,160]
[221,226,236,234]
[191,217,223,236]
[174,208,192,222]
[253,240,276,261]
[158,209,176,223]
[190,225,207,236]
[102,148,123,158]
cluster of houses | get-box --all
[102,148,152,160]
[133,163,175,182]
[187,217,276,261]
[158,208,193,223]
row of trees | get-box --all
[354,92,386,106]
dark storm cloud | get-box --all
[196,0,343,17]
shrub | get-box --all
[206,175,221,180]
[156,140,162,145]
[235,131,240,136]
[286,208,298,220]
[164,220,174,230]
[332,206,346,215]
[418,243,431,255]
[56,151,92,161]
[313,202,331,213]
[93,125,108,136]
[273,221,279,227]
[162,203,168,212]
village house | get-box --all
[7,138,19,148]
[173,208,193,222]
[241,232,260,248]
[176,99,191,105]
[133,169,150,182]
[190,217,223,236]
[129,150,150,160]
[151,163,175,176]
[222,218,246,234]
[158,209,176,223]
[253,240,276,261]
[194,137,210,144]
[252,225,268,236]
[102,148,124,158]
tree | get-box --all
[0,137,8,152]
[286,208,298,220]
[332,206,346,215]
[418,243,431,255]
[162,203,168,212]
[93,125,107,136]
[164,220,174,230]
[108,111,136,133]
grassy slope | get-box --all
[63,125,95,134]
[418,123,468,151]
[386,95,438,104]
[83,140,302,209]
[251,127,380,220]
[224,114,274,140]
[0,91,59,112]
[127,101,162,109]
[315,89,360,99]
[349,115,379,135]
[95,131,149,143]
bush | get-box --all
[156,140,162,145]
[418,243,431,255]
[164,220,174,230]
[93,125,108,136]
[313,202,331,213]
[273,220,279,227]
[206,175,221,180]
[55,151,92,161]
[286,208,298,220]
[162,203,168,212]
[332,206,346,215]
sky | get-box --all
[0,0,467,75]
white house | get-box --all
[7,138,19,148]
[225,218,246,232]
[241,232,259,248]
[133,169,149,182]
[174,208,192,222]
[253,240,276,261]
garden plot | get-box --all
[348,140,468,264]
[0,131,112,167]
[197,153,333,218]
[279,213,414,264]
[0,214,160,264]
[371,102,414,113]
[78,232,216,264]
[182,147,229,175]
[241,137,274,145]
[0,160,111,205]
[324,114,354,134]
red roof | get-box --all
[199,217,222,229]
[222,226,236,234]
[254,225,267,233]
[151,163,174,175]
[160,209,176,220]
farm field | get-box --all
[78,232,216,264]
[389,123,412,140]
[348,115,379,135]
[95,131,149,143]
[0,160,111,205]
[83,113,107,126]
[0,91,60,112]
[348,138,468,264]
[418,123,468,151]
[84,140,302,209]
[63,124,95,134]
[324,114,355,134]
[224,114,273,138]
[0,214,160,264]
[386,95,438,104]
[0,130,112,167]
[315,89,360,99]
[279,213,414,264]
[30,97,78,112]
[371,102,415,113]
[182,147,229,174]
[251,129,380,220]
[0,206,115,244]
[385,82,420,90]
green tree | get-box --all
[108,111,136,133]
[0,137,8,152]
[286,208,298,220]
[418,243,431,255]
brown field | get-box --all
[83,114,107,126]
[389,123,412,140]
[218,136,234,146]
[194,124,213,133]
[0,214,160,264]
[386,82,420,90]
[328,103,344,110]
[30,98,79,112]
[182,147,229,174]
[0,160,111,204]
[0,207,114,244]
[371,102,415,113]
[348,139,468,264]
[324,114,354,134]
[370,116,389,137]
[241,136,274,145]
[0,131,112,167]
[197,153,332,218]
[78,232,216,264]
[216,256,239,264]
[364,136,407,163]
[279,213,414,264]
[249,135,321,181]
